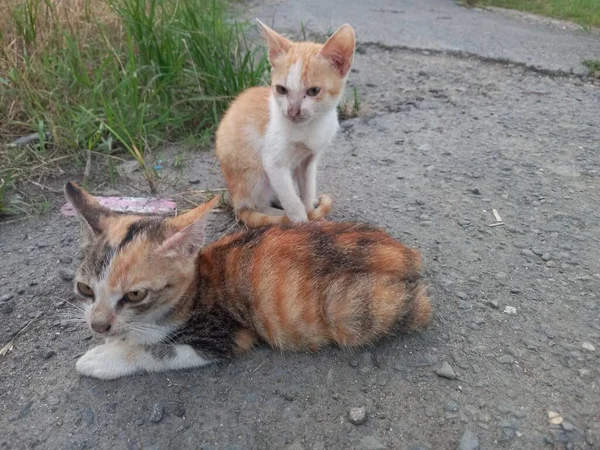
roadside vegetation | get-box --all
[463,0,600,28]
[0,0,269,214]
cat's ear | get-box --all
[64,181,114,236]
[256,19,293,64]
[158,195,220,256]
[319,24,355,78]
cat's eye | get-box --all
[276,85,288,95]
[306,87,321,97]
[124,290,148,303]
[77,282,94,298]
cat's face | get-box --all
[64,182,218,344]
[259,21,355,124]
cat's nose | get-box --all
[287,106,301,119]
[91,321,112,334]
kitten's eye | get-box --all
[276,85,288,95]
[124,290,148,303]
[77,282,94,298]
[306,87,321,97]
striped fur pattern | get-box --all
[65,182,431,379]
[215,21,355,228]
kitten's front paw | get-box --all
[286,208,308,223]
[76,344,138,380]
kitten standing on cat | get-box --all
[216,21,356,228]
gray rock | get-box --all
[456,292,467,300]
[17,287,26,294]
[458,429,480,450]
[415,354,436,367]
[0,294,13,302]
[41,349,55,360]
[445,401,459,412]
[359,352,376,373]
[358,436,386,450]
[522,339,539,350]
[436,362,457,380]
[59,256,73,264]
[149,403,163,423]
[58,268,75,281]
[188,178,201,184]
[348,406,367,425]
[561,421,574,431]
[532,248,544,256]
[170,403,186,417]
[496,272,507,279]
[2,304,14,314]
[541,253,552,261]
[487,299,499,309]
[509,288,521,294]
[408,445,431,450]
[546,261,557,268]
[458,300,471,310]
[521,249,535,258]
[81,408,94,426]
[497,355,515,365]
[458,219,471,227]
[499,420,518,441]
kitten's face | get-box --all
[64,182,217,344]
[260,22,355,124]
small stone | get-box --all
[135,418,145,426]
[458,300,471,310]
[541,253,552,261]
[581,342,596,352]
[40,349,55,360]
[521,249,535,258]
[497,355,514,365]
[546,261,557,268]
[58,268,75,281]
[456,292,467,300]
[522,339,539,350]
[415,354,436,367]
[445,402,459,412]
[171,403,185,417]
[458,219,471,227]
[2,304,14,314]
[358,436,386,450]
[547,411,563,425]
[542,327,556,339]
[28,311,41,319]
[188,178,201,185]
[532,248,544,256]
[561,421,574,431]
[509,288,521,294]
[349,359,359,368]
[348,406,367,425]
[499,420,517,441]
[149,403,163,423]
[496,272,507,279]
[436,362,457,380]
[0,294,13,302]
[470,188,481,195]
[487,300,499,309]
[81,408,94,426]
[408,445,430,450]
[17,288,26,295]
[458,429,480,450]
[59,256,73,264]
[358,352,376,373]
[504,306,517,314]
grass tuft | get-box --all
[338,87,362,120]
[1,0,269,193]
[583,59,600,78]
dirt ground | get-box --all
[1,41,600,450]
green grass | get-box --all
[0,0,269,193]
[583,59,600,77]
[463,0,600,28]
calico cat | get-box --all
[64,182,431,380]
[215,21,356,228]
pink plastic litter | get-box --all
[61,196,177,217]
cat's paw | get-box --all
[286,208,308,223]
[308,194,333,221]
[76,344,139,380]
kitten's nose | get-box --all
[91,321,112,334]
[287,106,301,119]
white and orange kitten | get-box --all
[216,20,356,228]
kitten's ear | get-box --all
[64,181,114,236]
[256,19,293,64]
[319,24,355,78]
[158,195,220,256]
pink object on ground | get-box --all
[61,196,177,217]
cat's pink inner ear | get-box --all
[257,19,292,63]
[320,24,355,78]
[158,217,207,256]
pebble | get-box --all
[59,256,73,264]
[510,288,521,294]
[358,352,376,373]
[2,304,14,314]
[487,300,499,309]
[581,342,596,352]
[408,445,430,450]
[436,362,457,380]
[445,402,459,412]
[81,407,94,426]
[499,420,518,441]
[458,300,471,310]
[497,355,515,365]
[546,261,557,268]
[58,268,75,281]
[17,287,26,294]
[149,403,163,423]
[188,178,201,184]
[562,421,575,432]
[541,253,552,261]
[532,248,544,256]
[0,294,13,302]
[456,292,467,300]
[40,349,55,360]
[496,272,507,279]
[348,406,367,425]
[521,249,535,258]
[522,339,539,350]
[458,219,471,227]
[358,436,386,450]
[170,403,186,417]
[415,354,436,367]
[458,429,480,450]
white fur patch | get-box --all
[286,60,303,93]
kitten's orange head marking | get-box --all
[64,182,218,341]
[257,20,355,123]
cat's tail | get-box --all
[237,209,290,228]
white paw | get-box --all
[286,208,308,223]
[304,198,318,213]
[76,344,138,380]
